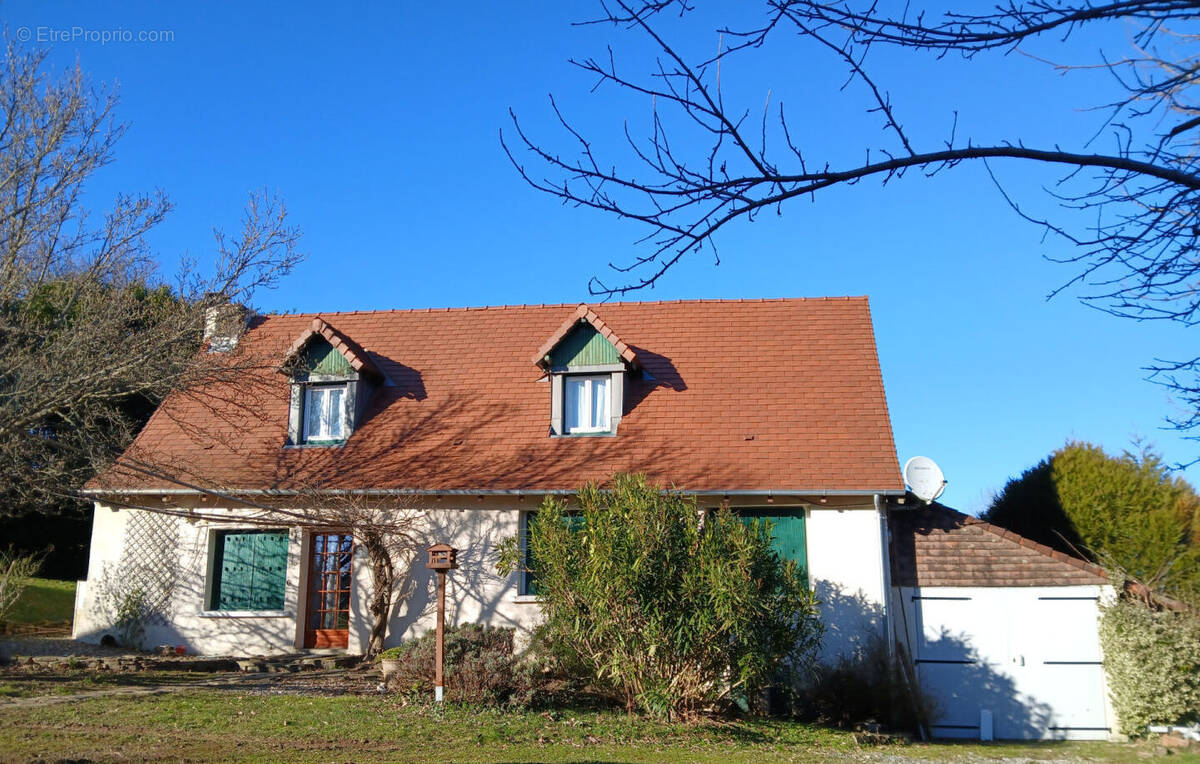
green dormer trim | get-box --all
[549,324,622,368]
[301,337,354,377]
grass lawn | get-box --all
[0,690,1193,763]
[4,578,75,624]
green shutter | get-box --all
[521,511,585,596]
[737,510,808,578]
[213,531,289,611]
[302,337,353,376]
[548,324,621,367]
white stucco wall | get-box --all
[73,503,306,656]
[73,499,545,656]
[805,505,888,663]
[75,497,891,660]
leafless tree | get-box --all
[0,38,303,513]
[504,1,1200,446]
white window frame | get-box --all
[564,374,611,434]
[302,384,348,443]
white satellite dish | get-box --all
[903,456,947,504]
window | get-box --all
[303,384,347,443]
[520,511,539,596]
[564,375,609,433]
[209,530,289,611]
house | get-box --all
[72,297,1116,739]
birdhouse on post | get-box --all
[426,543,458,571]
[425,542,459,703]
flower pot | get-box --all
[379,658,401,681]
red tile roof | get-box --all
[91,298,903,495]
[890,504,1109,587]
[532,303,639,368]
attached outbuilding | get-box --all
[889,504,1117,740]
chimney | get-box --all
[203,296,249,353]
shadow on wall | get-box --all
[381,509,532,648]
[915,626,1054,739]
[813,580,885,664]
[76,519,303,656]
[812,582,1056,739]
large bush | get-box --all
[1098,596,1200,736]
[497,473,821,718]
[984,441,1200,601]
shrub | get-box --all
[384,624,531,706]
[1099,595,1200,736]
[984,441,1200,602]
[0,549,40,624]
[497,473,822,719]
[791,637,935,733]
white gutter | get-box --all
[82,486,907,498]
[874,493,894,656]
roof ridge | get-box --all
[257,296,871,319]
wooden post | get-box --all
[435,568,446,703]
[425,542,457,705]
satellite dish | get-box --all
[903,456,947,504]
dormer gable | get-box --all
[281,317,383,382]
[280,317,384,446]
[534,305,638,437]
[532,304,639,371]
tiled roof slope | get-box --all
[92,298,903,494]
[890,504,1108,587]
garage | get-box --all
[889,505,1116,740]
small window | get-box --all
[209,530,289,611]
[564,375,609,434]
[520,511,539,596]
[303,384,347,443]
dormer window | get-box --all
[303,384,348,443]
[279,317,387,447]
[532,305,640,438]
[564,375,609,434]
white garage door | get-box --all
[903,586,1110,740]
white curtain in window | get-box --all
[324,387,345,438]
[305,388,324,439]
[564,376,609,433]
[565,377,587,432]
[591,376,608,427]
[305,386,346,441]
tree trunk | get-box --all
[362,531,395,659]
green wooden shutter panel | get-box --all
[521,512,585,596]
[302,337,353,376]
[214,531,288,611]
[737,510,808,578]
[549,325,621,367]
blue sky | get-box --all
[5,1,1193,511]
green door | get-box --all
[737,509,808,578]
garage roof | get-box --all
[890,504,1109,587]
